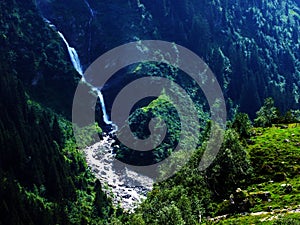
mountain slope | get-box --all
[0,1,114,224]
[1,0,299,224]
[0,0,80,118]
[37,0,300,118]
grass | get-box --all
[249,124,300,181]
[213,212,300,224]
[212,124,300,224]
[246,175,300,212]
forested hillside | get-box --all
[0,0,299,224]
[0,1,113,224]
[0,0,79,117]
[38,0,300,118]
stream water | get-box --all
[84,136,153,211]
[44,17,153,211]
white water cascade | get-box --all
[57,31,113,127]
[43,17,151,211]
[57,31,84,76]
[53,23,150,210]
[92,87,113,126]
[44,18,114,128]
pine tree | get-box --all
[94,180,110,218]
[254,97,279,127]
[52,116,63,147]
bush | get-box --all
[254,98,279,127]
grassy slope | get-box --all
[215,124,300,224]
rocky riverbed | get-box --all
[84,135,154,212]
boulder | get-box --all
[273,172,287,182]
[285,184,293,193]
[122,194,131,199]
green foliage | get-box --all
[246,175,300,213]
[125,213,146,225]
[133,183,205,225]
[254,98,280,127]
[283,110,298,124]
[120,110,299,224]
[52,116,64,147]
[115,91,200,167]
[122,127,253,224]
[249,124,300,181]
[73,123,102,149]
[213,212,300,224]
[290,110,300,122]
[156,203,186,225]
[206,129,253,197]
[0,0,80,118]
[94,180,112,218]
[273,215,300,225]
[231,112,252,138]
[215,124,300,223]
[0,45,112,225]
[1,0,300,224]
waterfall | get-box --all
[57,31,116,130]
[98,92,113,126]
[44,18,116,130]
[92,88,113,125]
[43,18,83,76]
[57,31,83,76]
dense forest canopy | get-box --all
[37,0,300,118]
[0,0,299,224]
